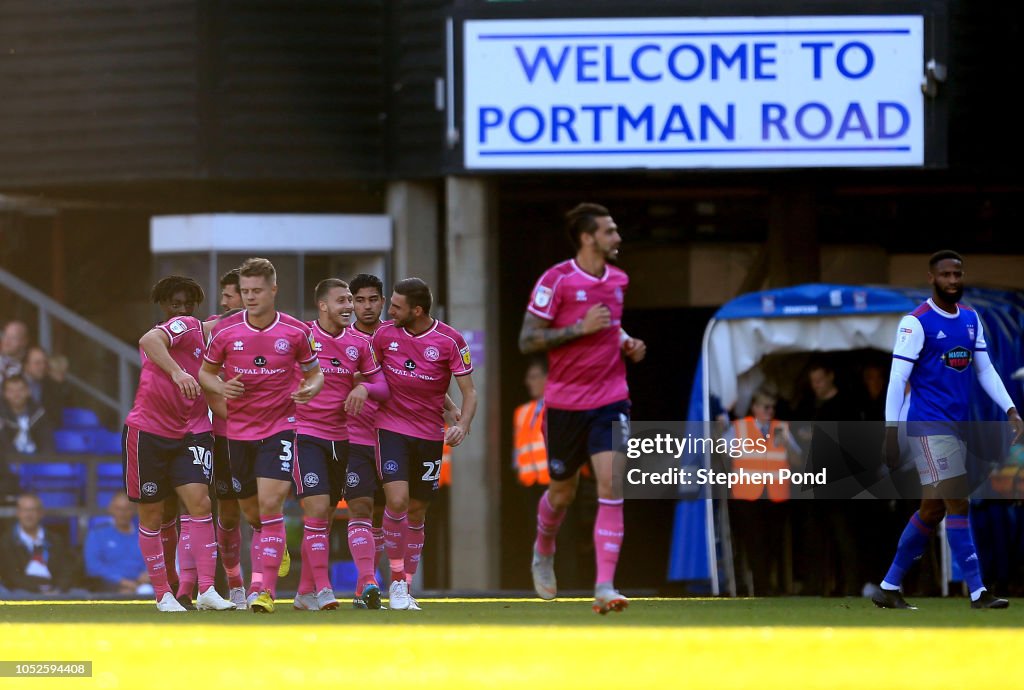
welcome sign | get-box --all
[463,16,925,170]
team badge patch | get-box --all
[346,346,360,361]
[383,460,399,475]
[168,319,187,334]
[142,482,158,497]
[534,286,553,309]
[460,345,472,367]
[346,472,360,488]
[303,473,319,488]
[424,346,440,361]
[274,338,291,354]
[232,478,242,493]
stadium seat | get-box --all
[329,560,360,592]
[62,407,102,430]
[54,430,93,454]
[88,429,123,456]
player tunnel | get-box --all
[669,283,1024,596]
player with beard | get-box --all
[519,203,646,614]
[200,258,324,613]
[342,273,390,609]
[291,279,389,611]
[370,278,477,611]
[873,250,1023,609]
[126,276,235,612]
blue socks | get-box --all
[945,515,984,597]
[881,512,935,589]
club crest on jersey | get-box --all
[254,355,267,367]
[942,346,972,372]
[534,285,553,308]
[142,482,158,497]
[576,289,588,302]
[233,340,244,351]
[274,338,291,354]
[346,472,360,488]
[303,473,319,488]
[383,460,399,475]
[346,346,359,361]
[424,346,440,362]
[168,319,187,334]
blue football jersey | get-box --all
[892,299,986,431]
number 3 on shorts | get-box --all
[421,459,441,482]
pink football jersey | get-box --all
[296,320,381,440]
[126,316,209,438]
[526,259,630,410]
[204,310,317,441]
[372,319,472,441]
[345,324,382,447]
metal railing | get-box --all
[0,266,139,421]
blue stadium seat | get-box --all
[329,560,360,592]
[54,430,92,454]
[88,429,123,456]
[96,462,122,481]
[34,490,80,509]
[62,407,102,430]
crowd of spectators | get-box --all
[0,491,147,597]
[0,319,74,495]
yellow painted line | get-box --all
[1,623,1022,690]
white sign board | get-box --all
[463,16,925,170]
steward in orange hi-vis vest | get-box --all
[513,398,548,486]
[731,417,791,502]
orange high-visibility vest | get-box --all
[513,399,549,486]
[730,417,790,502]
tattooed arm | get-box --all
[518,305,611,355]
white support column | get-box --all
[444,176,500,589]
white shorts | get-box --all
[908,435,967,486]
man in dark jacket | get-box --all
[0,493,76,593]
[0,374,56,457]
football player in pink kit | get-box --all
[125,276,236,612]
[199,257,324,614]
[519,203,646,614]
[371,278,477,611]
[292,278,389,611]
[343,273,390,609]
[208,269,249,608]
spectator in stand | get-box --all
[0,320,30,382]
[0,493,77,593]
[0,374,56,459]
[84,493,152,595]
[23,346,69,413]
